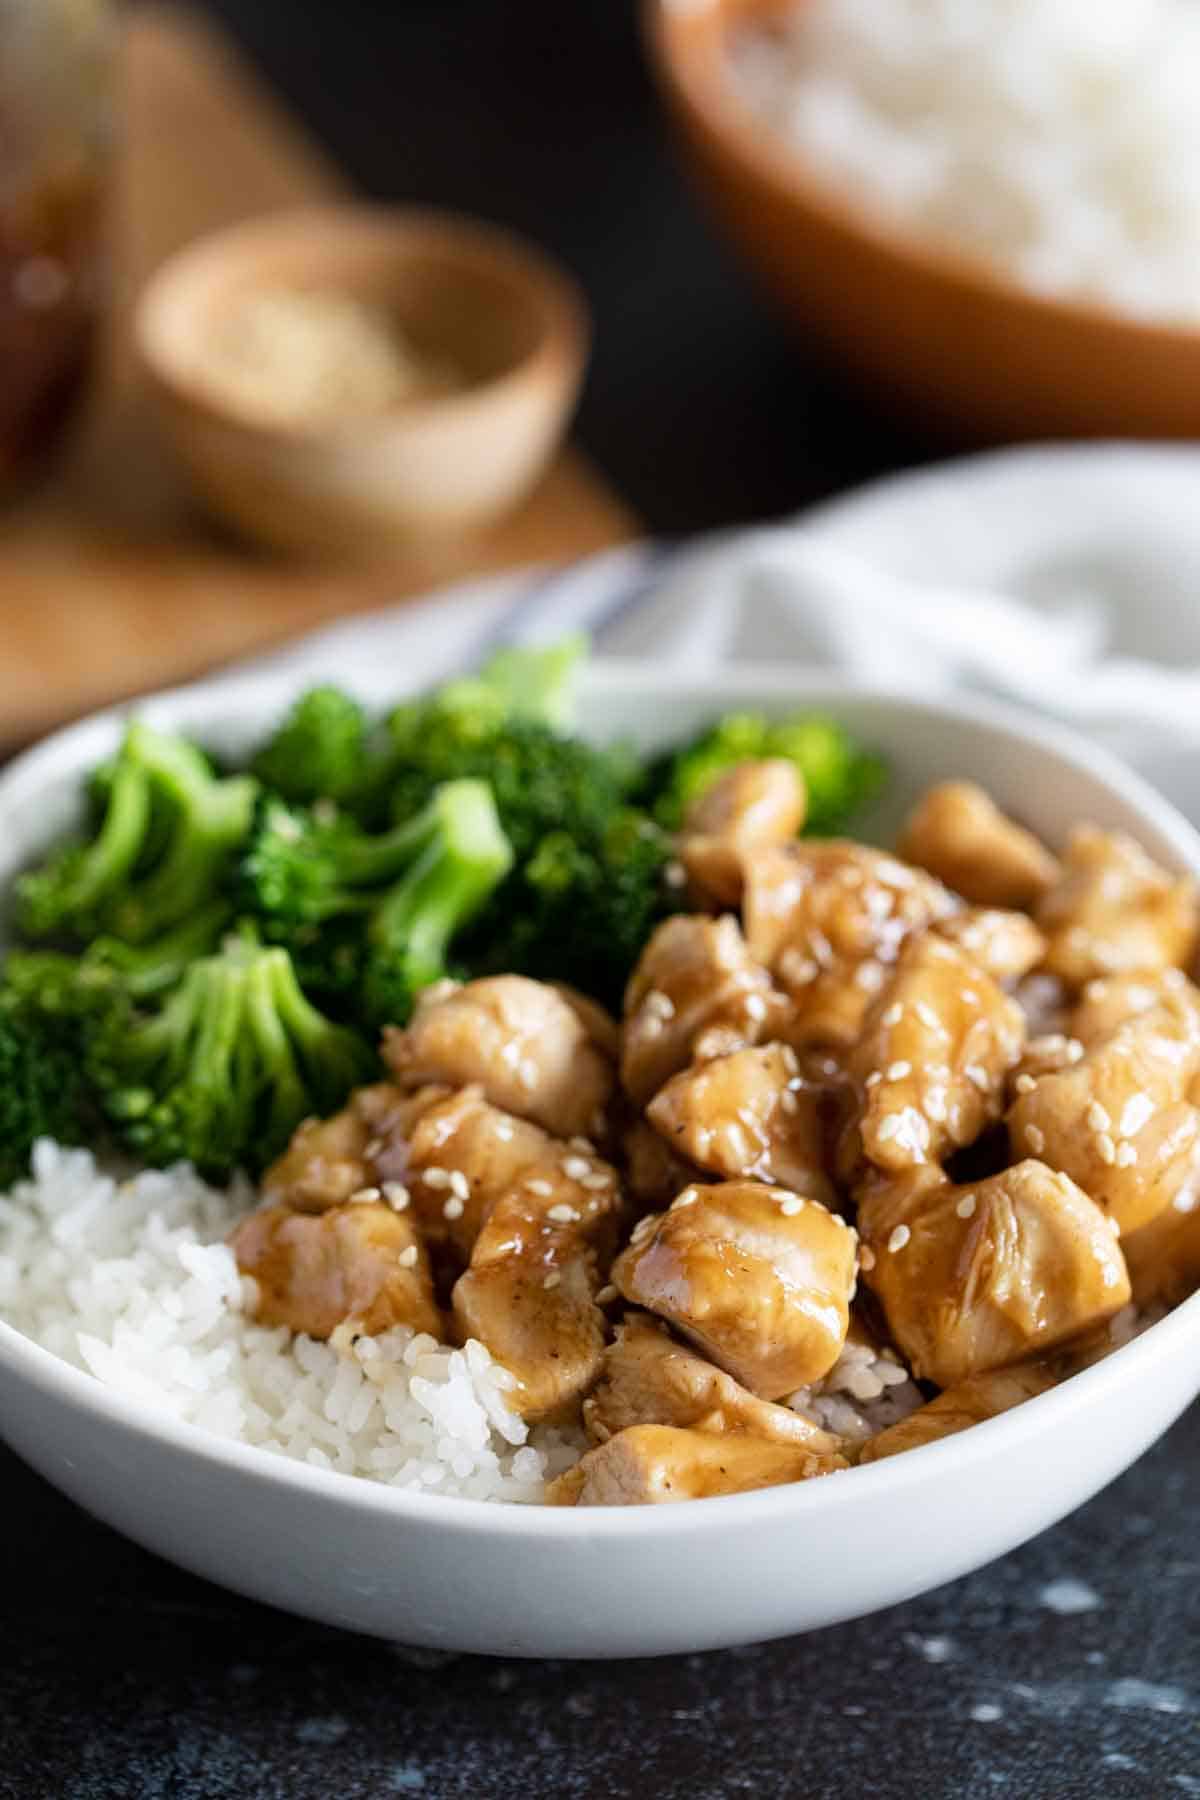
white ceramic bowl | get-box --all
[1,662,1198,1660]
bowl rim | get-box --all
[134,201,592,447]
[644,0,1200,348]
[1,659,1199,1539]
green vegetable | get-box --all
[16,753,152,941]
[360,779,515,1027]
[0,987,95,1186]
[3,902,233,1024]
[0,635,892,1192]
[459,634,587,732]
[249,685,371,808]
[88,932,376,1179]
[644,711,886,836]
[464,809,678,1011]
[17,722,257,947]
[236,792,478,929]
[381,636,637,857]
[236,780,514,1021]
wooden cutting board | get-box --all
[0,7,638,752]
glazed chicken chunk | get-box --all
[211,727,1200,1506]
[231,1200,443,1341]
[621,914,792,1107]
[742,841,959,1051]
[935,908,1046,985]
[857,1362,1057,1464]
[621,1119,708,1213]
[841,933,1025,1177]
[384,975,615,1140]
[678,758,807,906]
[898,781,1059,909]
[584,1311,843,1454]
[1120,1191,1200,1307]
[546,1423,847,1507]
[1007,1003,1200,1236]
[647,1043,836,1201]
[1007,1032,1085,1098]
[403,1085,555,1266]
[261,1105,373,1214]
[857,1161,1130,1388]
[261,1083,443,1213]
[451,1150,625,1420]
[612,1179,858,1399]
[1036,827,1199,988]
[1069,967,1200,1051]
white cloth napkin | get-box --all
[241,442,1200,822]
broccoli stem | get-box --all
[84,899,234,997]
[75,758,154,909]
[364,779,514,1020]
[91,933,376,1175]
[262,945,372,1112]
[16,756,152,938]
[475,635,587,731]
[242,951,309,1150]
[103,725,258,943]
[333,805,461,889]
[371,784,513,963]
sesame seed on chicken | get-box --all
[646,1042,836,1200]
[840,932,1025,1179]
[856,1161,1130,1388]
[384,975,615,1140]
[742,840,959,1052]
[620,914,793,1108]
[1036,826,1199,988]
[612,1179,858,1400]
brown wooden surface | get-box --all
[0,7,636,751]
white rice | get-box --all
[0,1141,583,1503]
[4,1141,1141,1493]
[789,1337,924,1442]
[730,0,1200,324]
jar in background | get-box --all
[0,0,114,497]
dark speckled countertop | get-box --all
[4,5,1199,1795]
[5,1411,1198,1798]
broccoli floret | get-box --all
[380,636,635,858]
[80,900,235,997]
[89,933,376,1179]
[236,781,513,1018]
[102,725,258,944]
[16,752,153,941]
[384,715,633,862]
[236,793,471,929]
[645,711,886,836]
[360,779,514,1027]
[4,902,233,1025]
[0,987,95,1185]
[250,686,371,807]
[468,635,587,732]
[463,809,677,1010]
[16,722,257,948]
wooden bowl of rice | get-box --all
[136,204,590,557]
[646,0,1200,440]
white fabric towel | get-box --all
[239,442,1200,823]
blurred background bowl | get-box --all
[646,0,1200,442]
[135,204,590,558]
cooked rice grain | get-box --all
[0,1142,583,1503]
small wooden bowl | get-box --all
[647,0,1200,440]
[135,205,590,556]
